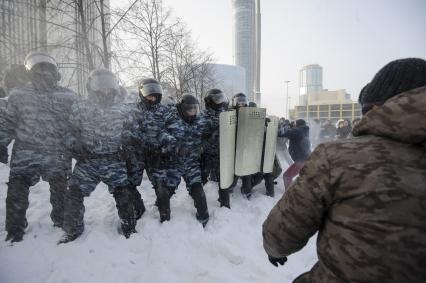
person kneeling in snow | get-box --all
[262,58,426,282]
[59,69,143,244]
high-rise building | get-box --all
[0,0,110,96]
[290,64,360,123]
[232,0,261,104]
[299,64,323,106]
[0,0,47,73]
[208,63,246,100]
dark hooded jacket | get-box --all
[280,125,311,162]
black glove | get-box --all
[72,143,91,162]
[0,145,8,164]
[161,137,179,155]
[268,255,287,267]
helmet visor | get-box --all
[89,74,119,93]
[181,103,200,117]
[140,83,163,97]
[25,53,57,71]
[233,96,248,107]
[210,92,228,104]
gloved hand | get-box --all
[268,255,287,267]
[72,143,91,163]
[0,145,8,164]
[161,137,178,155]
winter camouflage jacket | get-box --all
[166,112,212,166]
[0,98,7,112]
[263,86,426,283]
[66,99,132,156]
[125,102,175,149]
[200,107,221,157]
[0,84,77,153]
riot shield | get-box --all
[234,107,266,176]
[262,116,279,173]
[219,110,237,189]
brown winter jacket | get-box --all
[263,86,426,283]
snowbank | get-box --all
[0,155,317,283]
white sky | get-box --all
[121,0,426,117]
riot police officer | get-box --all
[230,93,255,198]
[60,69,140,243]
[124,78,177,223]
[0,64,31,163]
[0,52,77,242]
[165,95,210,226]
[201,89,231,208]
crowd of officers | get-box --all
[0,51,278,244]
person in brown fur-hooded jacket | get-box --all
[262,58,426,283]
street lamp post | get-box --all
[285,80,290,118]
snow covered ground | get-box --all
[0,153,317,283]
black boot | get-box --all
[241,175,253,199]
[113,187,137,238]
[129,186,145,220]
[59,184,85,244]
[5,177,30,242]
[189,183,209,227]
[49,175,68,228]
[251,173,263,188]
[155,184,171,223]
[264,174,275,197]
[218,188,230,209]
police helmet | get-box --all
[177,94,200,122]
[139,78,162,105]
[204,89,229,111]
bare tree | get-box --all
[116,0,178,82]
[161,23,215,103]
[0,0,137,93]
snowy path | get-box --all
[0,155,317,283]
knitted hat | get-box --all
[295,119,306,127]
[359,58,426,106]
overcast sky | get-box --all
[156,0,425,116]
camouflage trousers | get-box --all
[63,158,130,236]
[6,149,71,234]
[166,158,202,189]
[201,153,220,185]
[125,156,167,189]
[70,159,129,196]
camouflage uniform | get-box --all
[200,107,220,184]
[62,99,133,236]
[0,98,6,112]
[263,86,426,282]
[0,85,77,236]
[163,109,211,224]
[165,113,211,189]
[125,101,176,188]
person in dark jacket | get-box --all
[320,119,336,142]
[279,119,311,190]
[336,119,352,139]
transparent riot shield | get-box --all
[262,116,279,173]
[234,107,266,176]
[219,110,237,189]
